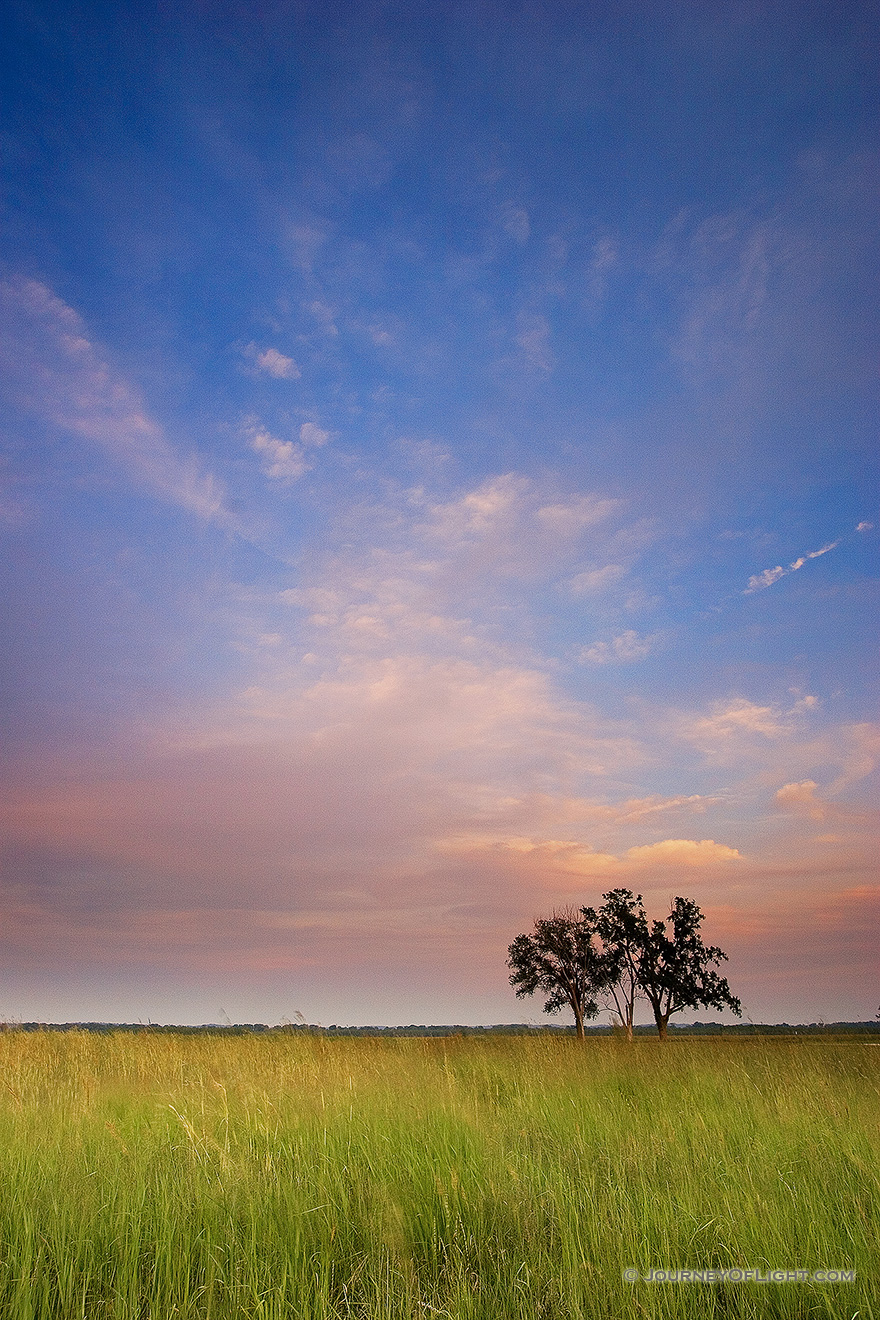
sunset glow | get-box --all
[1,0,877,1026]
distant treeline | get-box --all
[2,1021,878,1036]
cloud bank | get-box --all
[2,467,876,1022]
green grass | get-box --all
[0,1032,876,1318]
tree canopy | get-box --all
[506,908,610,1040]
[508,890,741,1040]
[582,887,646,1042]
[633,894,742,1039]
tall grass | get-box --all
[0,1031,875,1318]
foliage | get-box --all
[635,894,742,1038]
[511,890,741,1041]
[581,887,647,1041]
[506,908,610,1038]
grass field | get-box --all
[0,1031,876,1318]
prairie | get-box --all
[0,1030,876,1318]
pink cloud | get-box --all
[774,780,827,820]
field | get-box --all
[0,1031,876,1318]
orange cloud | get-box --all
[435,834,742,893]
[625,839,741,865]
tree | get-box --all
[581,888,647,1042]
[507,908,610,1040]
[636,895,742,1040]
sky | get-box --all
[0,0,877,1027]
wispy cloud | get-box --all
[683,697,789,747]
[671,216,772,375]
[745,565,786,592]
[569,564,624,595]
[269,475,632,683]
[306,301,338,336]
[514,312,553,372]
[674,694,879,808]
[0,277,231,523]
[446,835,741,890]
[501,205,531,244]
[745,539,839,593]
[414,477,622,596]
[535,497,620,536]
[584,236,618,310]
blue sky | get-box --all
[1,0,877,1025]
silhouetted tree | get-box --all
[509,892,741,1042]
[507,908,610,1040]
[581,888,647,1042]
[636,895,741,1039]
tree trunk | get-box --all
[624,1020,633,1043]
[656,1014,669,1040]
[574,1005,585,1040]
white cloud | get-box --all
[398,438,451,472]
[827,722,880,793]
[243,343,301,379]
[617,794,710,820]
[803,541,838,561]
[299,422,331,447]
[0,276,230,523]
[857,521,873,532]
[420,479,623,596]
[427,474,527,542]
[247,424,308,481]
[227,652,627,806]
[745,539,840,592]
[674,698,880,807]
[569,564,624,594]
[580,630,658,664]
[240,417,327,482]
[268,477,641,697]
[432,792,712,848]
[745,565,786,592]
[220,474,655,800]
[439,834,740,884]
